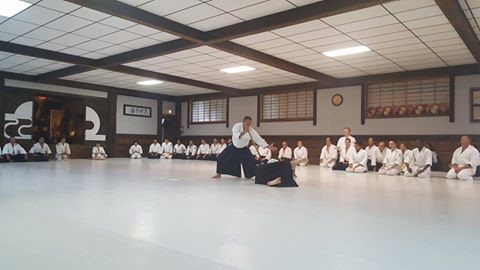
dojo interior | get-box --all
[1,0,480,269]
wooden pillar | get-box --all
[106,92,117,157]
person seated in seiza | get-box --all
[212,116,274,180]
[148,139,162,159]
[446,136,479,180]
[92,143,107,160]
[173,139,187,159]
[29,137,52,161]
[346,142,368,173]
[56,137,71,161]
[129,140,143,159]
[2,137,28,162]
[161,139,173,159]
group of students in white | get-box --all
[0,136,71,162]
[313,128,479,180]
[1,127,479,181]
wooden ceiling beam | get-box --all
[435,0,480,62]
[205,0,393,43]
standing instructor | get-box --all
[212,116,269,179]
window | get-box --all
[261,90,314,121]
[366,76,451,118]
[189,98,227,124]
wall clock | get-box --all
[331,94,343,107]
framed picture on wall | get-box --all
[471,88,480,123]
[123,104,152,118]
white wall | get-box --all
[182,74,480,136]
[117,95,158,135]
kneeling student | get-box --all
[333,138,355,170]
[404,140,432,178]
[209,138,220,160]
[30,137,51,161]
[2,137,27,162]
[148,139,162,159]
[346,142,367,173]
[186,140,197,159]
[56,138,71,161]
[92,143,107,160]
[129,141,143,159]
[446,136,479,180]
[162,139,173,159]
[197,139,211,160]
[173,139,186,159]
[379,141,402,176]
[217,138,227,156]
[319,137,337,168]
[293,140,309,165]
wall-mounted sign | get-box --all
[331,94,343,107]
[123,104,152,118]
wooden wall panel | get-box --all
[181,134,480,171]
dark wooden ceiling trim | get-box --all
[435,0,480,62]
[205,0,393,43]
[211,41,337,81]
[105,65,242,95]
[64,0,206,43]
[96,39,198,67]
[35,66,94,82]
[0,41,96,67]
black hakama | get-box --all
[172,153,186,159]
[216,144,257,178]
[31,153,49,162]
[148,153,161,159]
[333,162,348,171]
[255,160,298,187]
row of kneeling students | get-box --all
[126,138,230,160]
[1,136,72,162]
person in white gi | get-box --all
[278,141,292,161]
[336,127,356,152]
[2,137,27,162]
[319,137,337,168]
[56,137,71,161]
[148,139,162,159]
[293,140,309,166]
[257,145,272,163]
[209,138,220,160]
[217,138,227,155]
[404,140,432,178]
[399,143,412,171]
[186,140,197,159]
[365,138,379,171]
[162,139,173,159]
[346,142,368,173]
[375,142,387,171]
[173,139,187,159]
[446,136,479,180]
[30,137,52,161]
[92,143,107,160]
[129,141,143,159]
[333,138,355,170]
[379,141,403,176]
[197,139,211,160]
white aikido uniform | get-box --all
[210,143,220,156]
[319,144,337,168]
[294,146,309,165]
[250,145,259,157]
[278,146,292,160]
[379,148,402,175]
[217,143,227,154]
[339,145,355,164]
[404,147,433,178]
[258,146,272,160]
[346,149,368,173]
[174,143,186,154]
[56,142,71,160]
[30,143,52,155]
[149,143,162,155]
[197,143,211,157]
[186,144,197,157]
[446,145,479,180]
[129,144,143,159]
[92,146,107,159]
[365,145,379,167]
[2,143,27,155]
[401,149,412,170]
[162,142,173,159]
[336,136,356,152]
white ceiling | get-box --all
[0,0,479,96]
[62,69,218,96]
